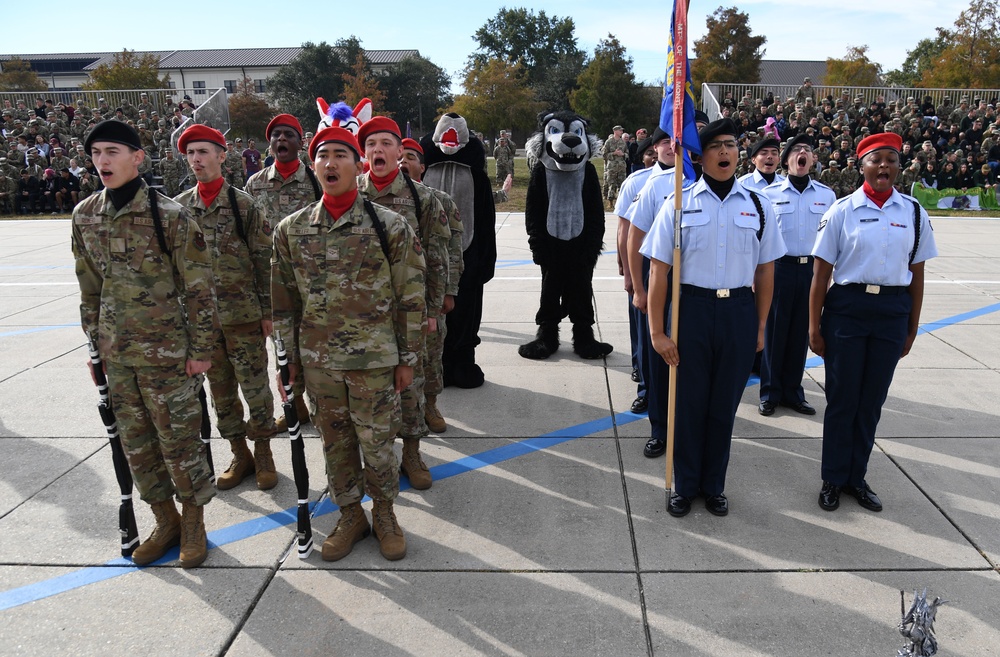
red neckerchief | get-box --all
[321,189,358,221]
[369,167,398,192]
[197,176,224,208]
[862,181,892,208]
[274,158,299,180]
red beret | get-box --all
[357,116,401,148]
[856,132,902,162]
[401,137,423,154]
[177,124,226,152]
[309,126,361,161]
[266,114,303,139]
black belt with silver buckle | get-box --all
[842,283,908,295]
[779,255,813,265]
[681,284,753,299]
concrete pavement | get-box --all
[0,213,998,656]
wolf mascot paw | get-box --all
[521,110,612,361]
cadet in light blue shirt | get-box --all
[640,118,786,518]
[737,137,784,193]
[758,134,836,418]
[809,132,937,515]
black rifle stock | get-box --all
[88,340,140,557]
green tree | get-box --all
[884,31,949,88]
[380,56,452,137]
[825,45,883,87]
[228,77,274,141]
[469,7,584,89]
[0,58,48,92]
[570,35,649,136]
[692,6,766,87]
[82,50,170,90]
[448,58,543,143]
[341,52,387,115]
[533,51,586,111]
[267,37,364,128]
[919,0,1000,88]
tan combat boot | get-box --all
[253,440,278,490]
[424,394,447,434]
[321,502,371,561]
[400,437,432,490]
[216,439,254,490]
[371,499,406,561]
[179,501,207,568]
[131,499,181,566]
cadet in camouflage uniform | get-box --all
[398,137,463,435]
[0,168,15,214]
[78,170,97,200]
[72,121,219,569]
[245,114,322,429]
[493,136,513,185]
[137,93,154,118]
[358,117,450,491]
[298,132,314,167]
[174,125,280,492]
[224,141,246,189]
[819,160,841,195]
[602,125,628,204]
[158,147,185,197]
[49,147,72,174]
[271,126,426,562]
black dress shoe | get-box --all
[631,367,640,382]
[667,492,693,517]
[818,481,840,511]
[758,400,776,416]
[630,396,648,413]
[846,482,882,512]
[643,436,665,458]
[782,400,816,415]
[705,494,729,516]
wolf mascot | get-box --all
[420,113,497,388]
[519,111,612,360]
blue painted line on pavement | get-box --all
[1,300,997,611]
[0,324,78,338]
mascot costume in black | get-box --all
[421,113,497,388]
[519,110,612,360]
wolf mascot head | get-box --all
[316,97,372,135]
[526,110,602,173]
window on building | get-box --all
[193,81,206,95]
[167,81,176,89]
[223,80,237,94]
[254,79,266,94]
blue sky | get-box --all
[5,0,964,90]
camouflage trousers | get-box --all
[206,321,277,443]
[425,316,446,397]
[106,360,215,506]
[162,178,181,198]
[495,161,512,185]
[604,161,627,200]
[304,365,400,506]
[400,328,429,439]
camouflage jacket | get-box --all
[271,195,426,370]
[360,171,450,316]
[246,162,321,223]
[174,181,272,326]
[602,136,628,164]
[158,157,185,181]
[71,181,220,366]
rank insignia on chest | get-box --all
[326,246,339,260]
[193,231,206,251]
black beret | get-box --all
[698,118,738,149]
[635,136,653,155]
[84,120,142,156]
[694,110,710,125]
[781,133,814,166]
[650,127,670,145]
[748,137,780,161]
